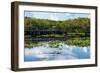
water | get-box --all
[24,43,90,62]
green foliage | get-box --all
[24,17,90,33]
[47,40,61,48]
[24,43,33,48]
[63,38,90,46]
[25,38,90,48]
[36,34,65,37]
[24,17,90,48]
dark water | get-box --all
[24,44,90,62]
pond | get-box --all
[24,43,90,62]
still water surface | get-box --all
[24,43,90,61]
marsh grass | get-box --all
[24,38,90,48]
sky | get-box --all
[24,11,90,21]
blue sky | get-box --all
[24,11,90,20]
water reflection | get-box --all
[24,44,90,61]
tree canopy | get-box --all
[24,17,90,33]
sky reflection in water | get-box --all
[24,44,90,62]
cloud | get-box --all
[25,11,90,20]
[49,13,59,20]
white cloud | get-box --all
[49,13,59,20]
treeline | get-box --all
[24,17,90,33]
[24,17,90,47]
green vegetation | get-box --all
[25,17,90,33]
[25,38,90,48]
[63,38,90,46]
[24,17,90,48]
[36,34,65,37]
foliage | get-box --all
[24,17,90,48]
[24,17,90,33]
[25,38,90,48]
[63,38,90,46]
